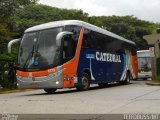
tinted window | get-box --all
[82,29,91,48]
[18,27,63,70]
[82,28,134,54]
[63,25,82,62]
[65,25,82,42]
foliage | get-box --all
[0,0,39,88]
[13,4,88,35]
[89,15,158,49]
[13,4,158,50]
[0,88,10,92]
[156,75,160,82]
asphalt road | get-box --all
[0,80,160,114]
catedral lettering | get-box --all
[8,20,138,93]
[96,51,121,62]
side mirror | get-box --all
[8,38,21,53]
[56,31,73,47]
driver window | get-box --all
[62,25,81,63]
[63,36,75,62]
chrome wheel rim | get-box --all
[82,77,88,89]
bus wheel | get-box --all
[77,73,90,91]
[44,88,57,94]
[98,83,108,88]
[143,78,147,80]
[120,72,130,85]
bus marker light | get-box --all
[64,77,73,81]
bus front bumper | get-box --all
[16,71,64,89]
[138,72,152,79]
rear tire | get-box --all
[44,88,57,94]
[120,72,130,85]
[76,73,90,91]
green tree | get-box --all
[0,0,39,88]
[13,4,88,35]
[89,15,157,49]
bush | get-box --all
[0,62,17,89]
[156,74,160,82]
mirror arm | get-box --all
[56,31,73,47]
[8,38,21,53]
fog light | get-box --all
[56,81,59,84]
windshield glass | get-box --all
[138,57,152,72]
[18,27,63,70]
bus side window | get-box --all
[96,32,102,50]
[105,36,115,53]
[82,29,92,49]
[90,31,96,49]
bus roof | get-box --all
[137,50,152,57]
[25,20,135,45]
[137,50,151,53]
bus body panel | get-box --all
[131,55,138,79]
[16,67,64,89]
[77,49,126,84]
[62,27,84,88]
[17,68,57,77]
[14,20,138,90]
[16,27,85,89]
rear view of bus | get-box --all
[137,50,152,80]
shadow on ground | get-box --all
[23,82,134,96]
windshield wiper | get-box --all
[23,45,35,68]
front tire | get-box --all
[76,73,90,91]
[44,88,57,94]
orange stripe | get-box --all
[131,55,138,78]
[17,68,57,77]
[63,27,85,88]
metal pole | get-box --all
[153,40,160,81]
[152,56,156,80]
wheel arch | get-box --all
[82,69,91,79]
[127,69,133,80]
[76,69,91,91]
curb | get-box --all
[0,89,33,94]
[146,81,160,86]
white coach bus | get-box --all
[137,50,152,80]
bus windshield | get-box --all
[18,27,63,70]
[138,57,152,72]
[137,50,152,72]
